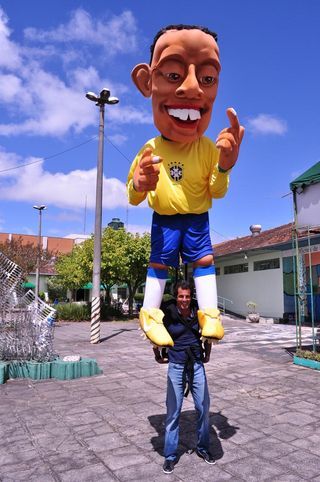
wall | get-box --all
[28,274,52,300]
[216,251,284,318]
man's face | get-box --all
[176,287,192,312]
[150,29,220,143]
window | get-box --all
[224,263,248,274]
[254,258,280,271]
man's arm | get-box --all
[203,340,212,363]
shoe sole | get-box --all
[196,452,216,465]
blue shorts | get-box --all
[150,212,213,268]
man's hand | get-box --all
[153,347,169,364]
[133,148,162,192]
[216,108,245,172]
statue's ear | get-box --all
[131,63,152,97]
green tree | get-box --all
[47,276,68,302]
[117,231,150,315]
[55,228,151,314]
[55,247,89,294]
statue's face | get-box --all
[150,29,221,143]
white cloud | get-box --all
[0,8,151,137]
[0,147,20,175]
[109,104,153,125]
[0,149,130,210]
[0,8,21,69]
[21,227,35,235]
[126,224,151,235]
[47,212,83,223]
[0,65,148,137]
[107,134,129,146]
[247,114,287,135]
[24,8,138,55]
[0,74,23,102]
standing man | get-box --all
[154,280,214,474]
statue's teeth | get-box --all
[167,108,201,121]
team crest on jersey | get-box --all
[169,161,184,182]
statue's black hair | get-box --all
[149,24,218,65]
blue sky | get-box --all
[0,0,319,243]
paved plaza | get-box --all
[1,316,320,481]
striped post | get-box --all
[90,103,104,344]
[90,296,101,344]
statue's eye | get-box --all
[165,72,181,82]
[199,76,217,86]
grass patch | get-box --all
[296,348,320,362]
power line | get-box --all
[211,229,232,240]
[0,135,98,174]
[0,133,132,175]
[104,134,132,165]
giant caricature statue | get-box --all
[127,24,244,347]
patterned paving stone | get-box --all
[0,318,320,481]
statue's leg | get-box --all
[181,213,224,343]
[140,264,174,347]
[193,260,224,343]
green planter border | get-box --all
[293,355,320,371]
[0,358,103,384]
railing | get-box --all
[218,296,233,314]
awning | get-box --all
[82,283,104,290]
[290,161,320,191]
[22,282,35,288]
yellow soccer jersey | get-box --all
[127,136,230,216]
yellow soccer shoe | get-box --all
[198,308,224,342]
[139,308,174,347]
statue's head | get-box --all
[132,25,221,143]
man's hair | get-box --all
[174,279,194,298]
[149,24,218,65]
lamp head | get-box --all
[86,91,98,102]
[100,88,110,100]
[33,205,46,211]
[107,96,119,105]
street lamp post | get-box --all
[33,205,46,300]
[86,88,119,344]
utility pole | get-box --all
[85,88,119,344]
[33,204,46,300]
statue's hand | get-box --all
[216,108,245,171]
[133,148,162,192]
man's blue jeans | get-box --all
[164,361,210,461]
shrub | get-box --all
[163,293,174,302]
[296,349,320,362]
[100,303,124,320]
[246,301,257,313]
[56,303,90,321]
[134,293,144,303]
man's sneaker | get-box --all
[196,449,216,465]
[163,459,175,474]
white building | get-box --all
[214,223,320,321]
